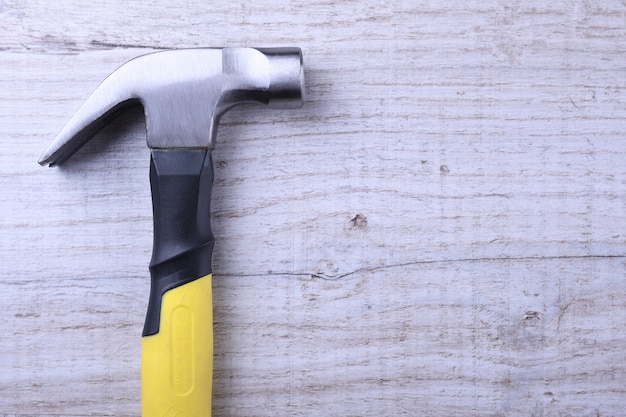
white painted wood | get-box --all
[1,0,625,416]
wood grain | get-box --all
[1,0,625,416]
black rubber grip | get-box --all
[143,149,215,337]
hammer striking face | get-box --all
[39,47,305,417]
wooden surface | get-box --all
[1,1,625,416]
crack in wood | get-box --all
[218,254,626,281]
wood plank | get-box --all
[1,0,624,415]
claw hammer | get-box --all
[39,47,305,416]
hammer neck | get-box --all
[144,149,215,337]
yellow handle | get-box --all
[142,274,213,417]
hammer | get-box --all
[39,47,305,417]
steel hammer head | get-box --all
[38,47,304,166]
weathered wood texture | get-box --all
[1,1,625,416]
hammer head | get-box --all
[38,47,304,166]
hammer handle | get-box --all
[142,274,213,417]
[142,149,215,417]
